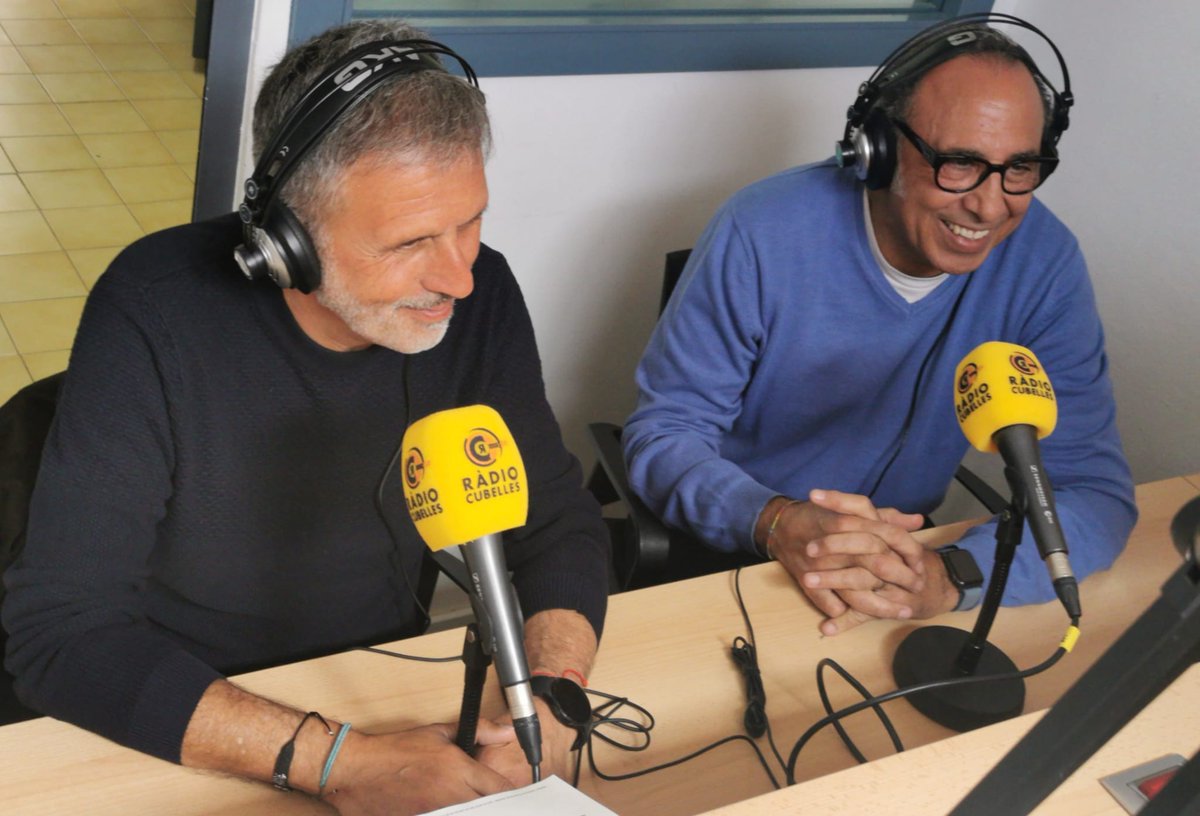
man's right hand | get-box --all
[181,681,516,816]
[756,490,927,629]
[323,720,516,816]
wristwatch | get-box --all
[529,675,591,751]
[938,545,984,611]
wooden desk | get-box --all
[1,476,1195,816]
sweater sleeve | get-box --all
[622,204,779,554]
[2,266,220,762]
[474,254,610,640]
[953,241,1137,607]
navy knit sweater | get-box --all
[3,214,609,761]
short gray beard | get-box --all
[315,258,454,354]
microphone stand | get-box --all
[424,550,494,754]
[453,624,491,756]
[891,483,1028,731]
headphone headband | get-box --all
[845,13,1072,144]
[836,13,1073,190]
[241,39,480,224]
[234,37,481,293]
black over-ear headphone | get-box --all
[233,39,480,293]
[835,13,1073,191]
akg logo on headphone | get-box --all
[464,429,502,468]
[334,45,423,93]
[957,363,979,395]
[1009,352,1040,377]
[403,447,425,490]
[947,31,978,47]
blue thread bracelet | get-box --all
[319,722,352,793]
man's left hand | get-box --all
[815,546,961,636]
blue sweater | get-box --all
[3,215,609,762]
[623,161,1136,606]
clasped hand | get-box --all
[766,489,951,635]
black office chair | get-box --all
[588,249,1007,593]
[0,371,64,725]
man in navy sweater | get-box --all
[3,20,608,815]
[624,20,1135,635]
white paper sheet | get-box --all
[419,775,618,815]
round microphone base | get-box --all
[892,625,1025,732]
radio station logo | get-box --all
[1009,352,1040,377]
[955,359,990,423]
[464,428,502,467]
[403,447,425,490]
[1006,352,1054,401]
[957,362,978,394]
[459,426,522,505]
[403,446,442,521]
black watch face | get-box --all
[944,548,984,586]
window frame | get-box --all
[290,1,996,76]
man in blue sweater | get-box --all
[623,20,1135,636]
[3,20,607,815]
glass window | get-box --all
[289,1,996,75]
[353,1,942,27]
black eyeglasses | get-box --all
[891,119,1058,195]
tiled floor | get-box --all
[0,0,200,403]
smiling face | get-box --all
[867,54,1047,278]
[283,149,488,353]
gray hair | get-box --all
[876,26,1055,140]
[252,19,491,234]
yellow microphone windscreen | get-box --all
[400,405,529,550]
[954,341,1057,453]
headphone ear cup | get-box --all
[861,108,898,190]
[1041,137,1059,161]
[259,201,322,293]
[1046,104,1069,155]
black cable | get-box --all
[785,639,1072,785]
[584,688,656,750]
[588,732,780,789]
[731,569,788,773]
[865,272,972,500]
[352,642,776,790]
[563,686,781,790]
[731,570,766,737]
[356,645,460,663]
[731,637,767,737]
[375,439,433,628]
[571,689,653,787]
[734,568,910,774]
[815,657,904,764]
